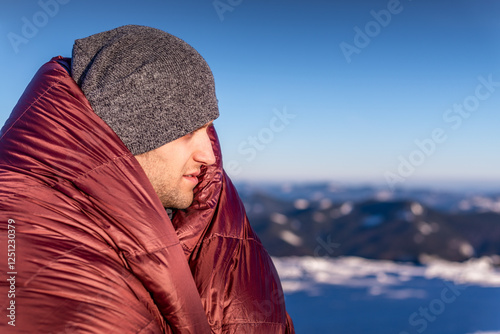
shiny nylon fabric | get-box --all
[0,57,294,333]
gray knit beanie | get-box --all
[71,25,219,156]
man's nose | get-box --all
[194,132,216,166]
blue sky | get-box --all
[1,0,499,190]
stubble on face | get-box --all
[135,150,196,210]
[135,121,215,211]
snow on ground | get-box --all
[273,256,500,334]
[272,256,500,298]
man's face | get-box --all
[135,122,216,209]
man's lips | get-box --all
[183,171,200,184]
[184,170,200,177]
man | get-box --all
[0,25,294,333]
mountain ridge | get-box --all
[237,182,500,264]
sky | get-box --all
[1,0,500,191]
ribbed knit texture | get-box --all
[71,25,219,155]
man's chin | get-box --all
[161,192,194,210]
[173,201,193,210]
